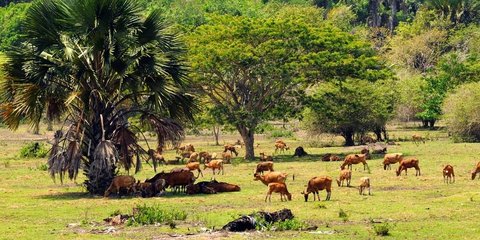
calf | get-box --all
[396,158,421,176]
[471,162,480,180]
[274,142,289,154]
[198,151,213,163]
[188,152,199,163]
[255,161,274,175]
[443,165,455,184]
[336,169,352,187]
[204,160,224,176]
[104,175,136,197]
[359,177,371,195]
[301,176,332,201]
[265,182,292,202]
[186,161,203,178]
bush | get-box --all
[373,223,392,236]
[127,204,187,226]
[443,82,480,142]
[255,218,308,231]
[19,142,48,158]
[268,129,293,138]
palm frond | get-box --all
[141,113,185,150]
[111,124,145,173]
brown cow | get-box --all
[265,182,292,202]
[443,165,455,184]
[301,176,332,201]
[255,161,274,175]
[396,158,421,176]
[104,175,136,197]
[223,144,238,156]
[471,162,480,180]
[341,154,369,171]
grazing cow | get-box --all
[443,165,455,184]
[274,142,289,154]
[336,169,352,187]
[383,153,403,170]
[265,182,292,202]
[198,151,213,163]
[104,175,136,197]
[396,158,421,176]
[147,149,166,171]
[146,171,195,193]
[471,162,480,180]
[341,154,369,171]
[359,177,371,195]
[301,176,332,201]
[412,134,425,145]
[255,161,274,175]
[188,152,199,163]
[224,144,238,156]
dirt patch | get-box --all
[378,186,423,191]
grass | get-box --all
[0,123,480,239]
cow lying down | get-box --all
[186,180,240,194]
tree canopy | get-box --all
[0,0,194,194]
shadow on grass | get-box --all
[37,191,95,200]
[237,153,386,163]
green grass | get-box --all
[0,125,480,239]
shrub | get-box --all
[373,223,392,236]
[127,204,187,226]
[255,217,308,231]
[268,129,293,138]
[443,82,480,142]
[19,142,48,158]
[37,163,48,171]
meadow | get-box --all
[1,124,480,239]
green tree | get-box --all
[0,0,194,194]
[417,53,480,128]
[303,79,396,146]
[0,2,30,51]
[187,8,391,158]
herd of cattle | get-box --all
[103,136,480,202]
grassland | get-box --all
[0,124,480,239]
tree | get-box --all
[443,82,480,141]
[0,0,194,194]
[187,7,391,158]
[303,79,396,146]
[0,2,30,51]
[417,53,480,128]
[425,0,480,24]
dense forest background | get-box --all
[1,0,479,146]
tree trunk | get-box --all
[374,129,383,142]
[429,120,436,129]
[47,119,53,131]
[213,125,220,146]
[422,120,429,128]
[343,130,355,146]
[238,125,255,160]
[388,0,398,33]
[368,0,381,27]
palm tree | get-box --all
[0,0,195,195]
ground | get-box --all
[0,124,479,239]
